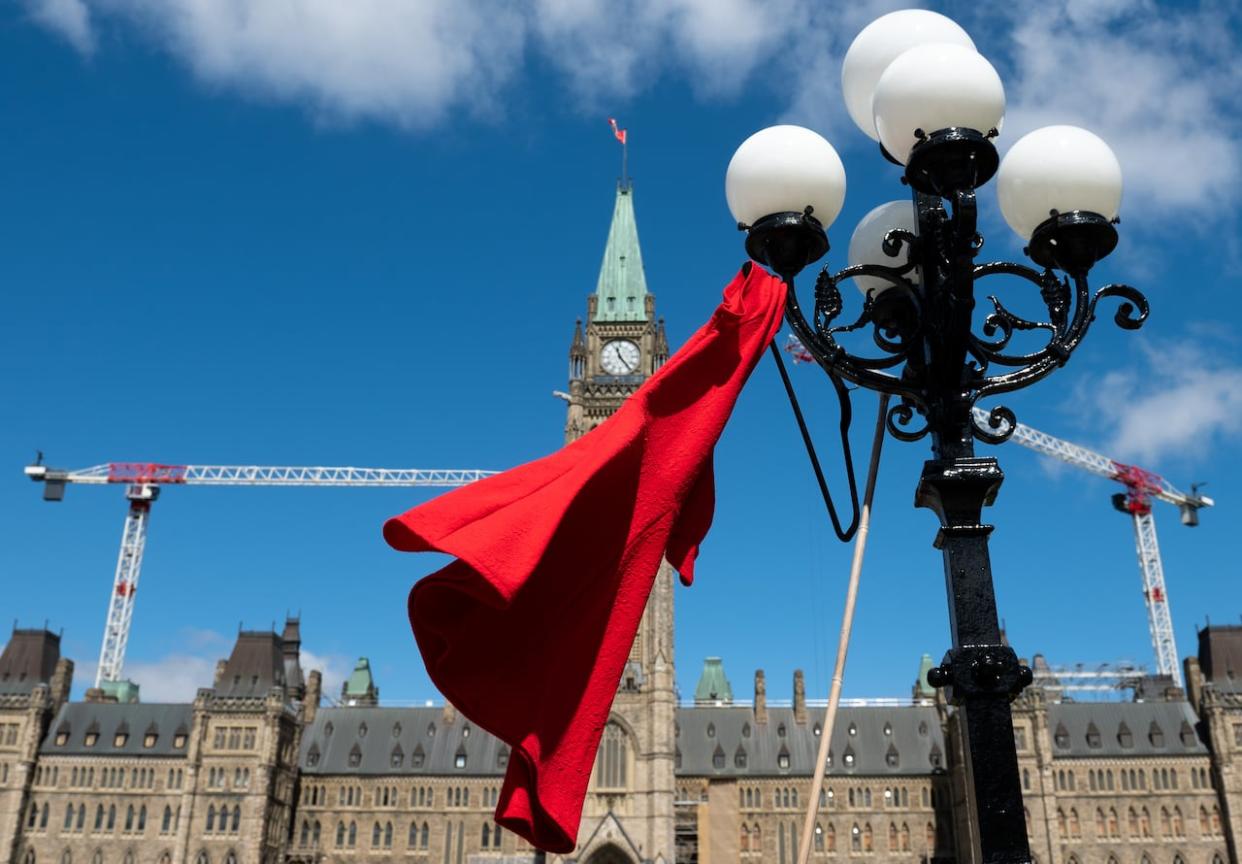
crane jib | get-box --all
[107,463,189,484]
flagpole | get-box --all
[622,137,628,189]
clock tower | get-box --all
[565,181,676,864]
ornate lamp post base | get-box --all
[918,456,1033,862]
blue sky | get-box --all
[1,0,1239,707]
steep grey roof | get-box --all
[1047,702,1206,758]
[217,631,287,697]
[675,706,945,778]
[38,703,192,758]
[299,708,508,777]
[0,629,60,695]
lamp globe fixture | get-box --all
[841,9,977,141]
[872,43,1005,165]
[997,124,1123,239]
[847,200,918,296]
[725,124,847,229]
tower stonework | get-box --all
[566,182,676,864]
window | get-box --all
[712,745,726,770]
[336,822,345,848]
[1013,726,1026,750]
[454,748,467,769]
[778,748,791,770]
[1118,722,1133,748]
[842,748,855,768]
[144,734,157,748]
[596,723,628,789]
[1054,723,1069,748]
[412,744,425,768]
[1149,722,1165,747]
[348,821,357,847]
[84,733,98,747]
[55,729,69,746]
[735,746,748,769]
[348,744,362,767]
[173,734,186,749]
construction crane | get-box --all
[25,460,497,690]
[973,407,1213,688]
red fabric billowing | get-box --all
[382,263,785,852]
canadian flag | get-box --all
[609,117,627,145]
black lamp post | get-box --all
[726,11,1148,864]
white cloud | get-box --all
[74,630,354,704]
[1079,337,1242,467]
[997,0,1242,214]
[21,0,94,54]
[300,647,353,701]
[21,0,1241,222]
[77,653,217,703]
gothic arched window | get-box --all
[596,722,628,789]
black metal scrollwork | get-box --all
[780,192,1148,443]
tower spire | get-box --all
[593,183,648,322]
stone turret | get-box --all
[305,669,322,724]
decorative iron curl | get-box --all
[886,401,931,442]
[970,404,1017,445]
[1089,284,1148,330]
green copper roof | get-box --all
[344,657,376,697]
[915,653,936,699]
[99,679,140,704]
[593,183,649,322]
[694,657,733,704]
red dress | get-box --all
[383,263,785,852]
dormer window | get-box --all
[883,722,893,737]
[84,733,98,747]
[390,746,404,768]
[813,723,822,737]
[497,747,509,770]
[735,746,748,769]
[712,745,726,770]
[1054,723,1070,749]
[885,744,900,768]
[348,744,362,768]
[706,723,716,739]
[847,723,857,736]
[143,734,157,749]
[358,723,368,738]
[324,722,334,738]
[1118,723,1133,749]
[454,748,467,769]
[1086,723,1101,749]
[462,725,471,739]
[306,745,320,768]
[777,748,791,770]
[113,733,128,748]
[843,748,856,768]
[426,723,435,738]
[412,745,425,769]
[173,734,187,749]
[55,728,69,747]
[742,723,750,738]
[1149,722,1165,748]
[1180,722,1197,747]
[392,723,402,738]
[777,723,786,738]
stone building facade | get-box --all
[3,182,1241,864]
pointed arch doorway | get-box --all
[585,844,636,864]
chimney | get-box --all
[754,670,767,725]
[442,701,457,726]
[793,670,807,725]
[305,670,322,725]
[213,659,228,689]
[50,658,74,709]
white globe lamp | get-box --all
[841,10,977,142]
[847,201,919,296]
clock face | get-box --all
[601,339,640,375]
